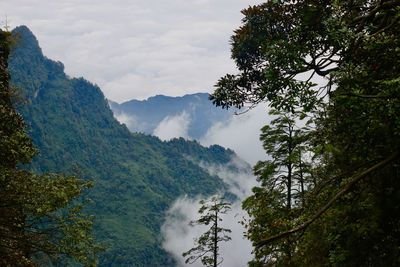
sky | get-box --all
[1,0,264,102]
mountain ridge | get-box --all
[9,25,250,266]
[109,91,235,140]
[113,92,210,105]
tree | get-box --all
[242,109,311,266]
[211,0,400,112]
[0,29,100,266]
[212,0,400,266]
[182,196,232,267]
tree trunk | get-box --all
[214,210,218,267]
[299,152,305,207]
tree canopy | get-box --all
[212,0,400,112]
[243,109,312,266]
[212,0,400,266]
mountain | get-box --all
[9,26,250,266]
[109,93,235,140]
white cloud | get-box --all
[153,111,191,141]
[199,156,257,200]
[1,0,265,102]
[162,197,252,267]
[112,111,138,130]
[201,104,272,165]
[162,158,259,267]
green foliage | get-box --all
[9,26,236,266]
[182,196,231,267]
[243,110,311,266]
[0,29,100,267]
[214,0,400,266]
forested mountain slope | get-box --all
[9,26,244,266]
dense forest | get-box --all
[211,0,400,266]
[0,29,99,266]
[1,0,399,266]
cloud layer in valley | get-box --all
[201,104,272,165]
[162,197,252,267]
[139,103,271,164]
[112,111,138,130]
[162,158,258,267]
[153,111,191,141]
[1,0,264,102]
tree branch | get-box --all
[336,93,400,100]
[255,152,398,248]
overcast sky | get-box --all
[1,0,264,102]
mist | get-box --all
[161,157,259,267]
[113,111,138,130]
[153,111,191,141]
[112,98,272,166]
[201,104,271,165]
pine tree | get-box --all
[183,196,232,267]
[243,110,311,266]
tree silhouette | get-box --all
[183,196,231,267]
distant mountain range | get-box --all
[9,26,251,266]
[109,93,235,140]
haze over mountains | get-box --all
[109,93,235,141]
[9,25,254,266]
[110,93,270,165]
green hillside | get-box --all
[9,26,240,266]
